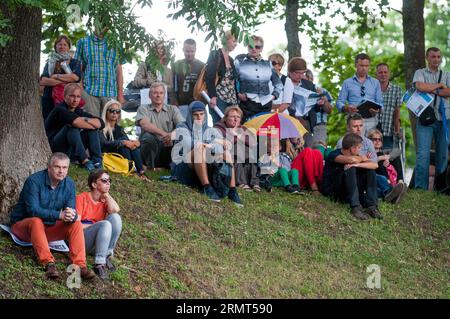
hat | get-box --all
[190,101,206,113]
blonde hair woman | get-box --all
[100,100,148,180]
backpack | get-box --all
[193,51,221,101]
[102,153,136,176]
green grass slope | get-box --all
[0,167,449,298]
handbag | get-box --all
[102,153,136,176]
[193,50,221,101]
[418,70,442,126]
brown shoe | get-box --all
[80,267,96,280]
[351,206,370,221]
[45,263,60,280]
[366,206,384,220]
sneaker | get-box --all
[80,267,96,280]
[106,255,116,272]
[292,184,306,195]
[351,206,370,221]
[228,188,243,207]
[393,181,407,204]
[44,262,60,280]
[384,183,404,203]
[83,160,95,172]
[94,264,109,280]
[285,185,298,194]
[366,206,384,219]
[93,161,102,169]
[203,185,221,202]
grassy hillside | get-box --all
[0,167,449,298]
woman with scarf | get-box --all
[39,35,83,119]
[171,101,242,206]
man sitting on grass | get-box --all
[321,133,382,221]
[9,152,95,280]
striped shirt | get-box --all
[379,82,402,136]
[75,35,124,97]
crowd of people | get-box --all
[7,25,449,281]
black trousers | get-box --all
[328,167,378,208]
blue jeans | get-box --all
[382,136,394,150]
[51,126,102,164]
[83,214,122,265]
[415,120,450,190]
[376,174,392,198]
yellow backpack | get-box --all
[102,153,136,176]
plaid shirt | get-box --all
[75,35,124,97]
[379,82,402,136]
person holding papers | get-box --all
[283,57,330,147]
[336,53,383,134]
[412,47,450,190]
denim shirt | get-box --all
[10,170,76,225]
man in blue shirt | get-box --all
[336,53,383,134]
[10,153,95,280]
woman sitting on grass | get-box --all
[213,106,260,192]
[171,101,242,206]
[100,100,148,180]
[289,136,324,195]
[76,169,122,280]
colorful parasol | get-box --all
[243,112,308,139]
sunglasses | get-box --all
[271,61,281,66]
[108,109,121,114]
[360,85,365,97]
[370,137,382,142]
[98,178,112,184]
[248,45,263,50]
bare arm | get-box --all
[39,77,65,86]
[437,87,450,97]
[72,117,99,130]
[138,118,169,138]
[393,107,400,134]
[117,64,125,103]
[103,193,120,214]
[415,81,445,93]
[335,154,363,164]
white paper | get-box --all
[1,224,69,252]
[292,86,321,117]
[402,88,434,116]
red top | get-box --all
[76,192,107,224]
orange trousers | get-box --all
[12,217,87,267]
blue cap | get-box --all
[190,101,206,113]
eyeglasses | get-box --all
[370,137,382,142]
[108,109,121,114]
[271,61,281,66]
[98,178,111,184]
[248,45,263,50]
[360,85,365,97]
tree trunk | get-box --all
[402,0,425,150]
[0,4,50,221]
[285,0,301,60]
[402,0,425,89]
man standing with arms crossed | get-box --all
[412,47,450,190]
